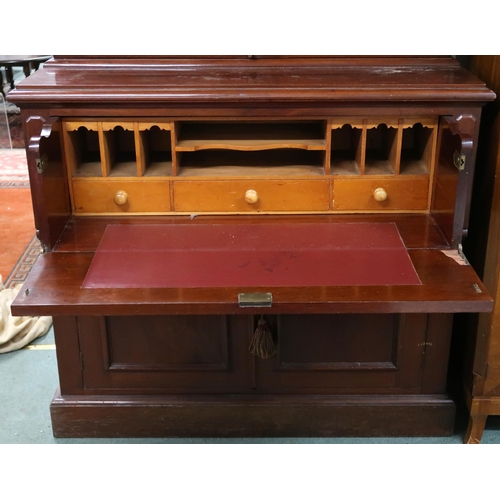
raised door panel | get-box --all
[78,315,252,394]
[255,313,428,394]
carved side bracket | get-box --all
[439,114,481,247]
[22,113,63,251]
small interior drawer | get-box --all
[333,177,429,211]
[72,179,171,214]
[173,179,330,212]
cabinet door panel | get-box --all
[255,314,428,393]
[79,315,251,394]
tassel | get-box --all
[249,315,277,359]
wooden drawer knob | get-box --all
[245,189,259,204]
[114,190,128,206]
[373,187,388,202]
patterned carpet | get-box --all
[0,147,38,288]
[4,235,41,288]
[0,149,29,186]
[0,107,24,149]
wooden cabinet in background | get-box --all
[457,56,500,443]
[7,56,495,438]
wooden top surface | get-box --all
[52,214,451,252]
[10,215,493,316]
[11,249,492,316]
[7,56,496,106]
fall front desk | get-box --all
[8,56,496,438]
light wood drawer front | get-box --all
[333,178,429,211]
[173,180,330,212]
[72,180,171,214]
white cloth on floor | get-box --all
[0,277,52,353]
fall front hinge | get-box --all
[453,150,466,170]
[36,154,48,174]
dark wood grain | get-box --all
[8,57,495,107]
[52,316,84,395]
[77,315,251,394]
[50,391,455,438]
[22,112,72,250]
[458,56,500,443]
[11,245,492,317]
[7,56,495,438]
[53,213,451,252]
[254,314,429,393]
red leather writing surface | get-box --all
[82,223,421,288]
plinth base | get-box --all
[50,390,455,438]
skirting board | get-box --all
[50,390,455,438]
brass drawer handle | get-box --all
[245,189,259,204]
[114,190,129,206]
[373,187,388,202]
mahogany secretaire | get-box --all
[7,56,496,438]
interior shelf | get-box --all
[65,118,436,180]
[177,149,325,176]
[176,121,327,152]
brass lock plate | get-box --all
[238,292,273,308]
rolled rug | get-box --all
[0,278,52,353]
